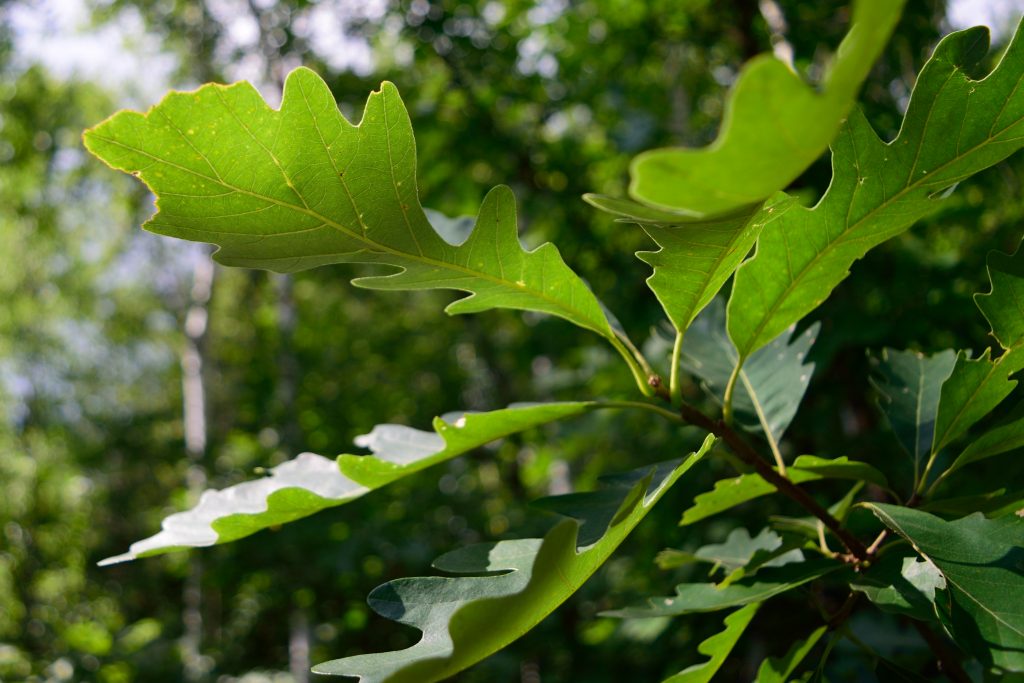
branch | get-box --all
[678,401,870,561]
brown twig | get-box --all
[678,401,870,562]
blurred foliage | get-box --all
[1,0,1022,681]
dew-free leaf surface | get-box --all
[312,436,715,682]
[100,402,594,565]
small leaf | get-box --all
[311,436,716,682]
[866,504,1024,671]
[664,528,803,574]
[680,298,818,447]
[604,559,841,618]
[728,23,1024,361]
[754,626,826,683]
[83,70,619,345]
[976,242,1024,350]
[871,348,957,473]
[661,603,760,683]
[680,456,884,526]
[851,550,946,622]
[627,0,904,216]
[100,402,594,564]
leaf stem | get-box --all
[598,400,685,424]
[721,360,742,425]
[608,334,655,397]
[677,400,870,561]
[670,330,684,405]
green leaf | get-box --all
[99,402,594,565]
[680,298,819,447]
[932,244,1024,455]
[661,603,760,683]
[604,559,841,618]
[976,242,1024,350]
[866,504,1024,671]
[627,0,904,216]
[920,488,1024,518]
[82,69,622,348]
[311,435,716,682]
[588,194,795,335]
[754,626,827,683]
[728,22,1024,360]
[945,402,1024,478]
[871,348,957,474]
[680,456,886,526]
[851,550,946,622]
[658,527,803,573]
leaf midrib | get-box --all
[89,131,608,337]
[735,97,1024,359]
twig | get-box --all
[678,401,870,561]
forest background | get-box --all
[2,0,1023,681]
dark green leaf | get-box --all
[851,550,946,621]
[604,560,841,618]
[866,504,1024,671]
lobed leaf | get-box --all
[604,559,841,618]
[728,22,1024,361]
[679,298,818,448]
[587,194,794,335]
[83,69,622,348]
[754,626,826,683]
[680,455,886,526]
[658,528,803,574]
[627,0,904,216]
[932,244,1024,455]
[661,603,760,683]
[866,503,1024,671]
[312,435,716,681]
[100,402,594,565]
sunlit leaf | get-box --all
[728,23,1024,361]
[83,69,624,348]
[754,626,826,683]
[100,402,595,564]
[662,603,760,683]
[851,550,946,622]
[311,436,716,681]
[628,0,904,216]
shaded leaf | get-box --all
[866,504,1024,671]
[932,244,1024,455]
[83,69,622,347]
[662,603,760,683]
[755,626,827,683]
[851,550,946,621]
[728,22,1024,360]
[311,436,716,682]
[628,0,904,216]
[100,402,594,564]
[680,456,885,526]
[945,402,1024,478]
[871,348,957,473]
[604,559,841,618]
[680,298,818,446]
[921,488,1024,518]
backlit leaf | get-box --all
[662,603,760,683]
[100,402,594,565]
[728,23,1024,361]
[311,436,715,682]
[628,0,904,216]
[754,626,826,683]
